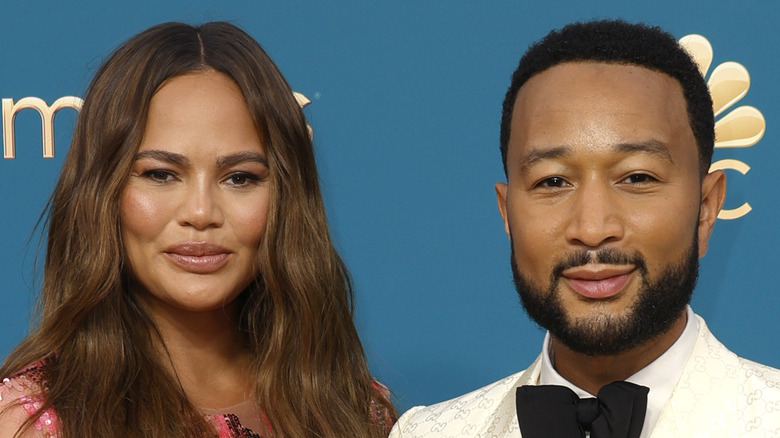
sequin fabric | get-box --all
[212,414,262,438]
[1,361,59,437]
[3,361,394,437]
[1,361,264,437]
[371,380,396,433]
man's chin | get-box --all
[558,291,635,317]
[519,279,691,356]
[549,309,648,356]
[512,236,698,356]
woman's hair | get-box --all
[0,21,395,437]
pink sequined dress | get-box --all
[0,361,264,437]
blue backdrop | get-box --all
[1,1,777,413]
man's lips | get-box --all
[164,242,231,274]
[561,264,636,299]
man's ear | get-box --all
[495,182,510,237]
[697,169,726,257]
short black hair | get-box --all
[500,19,713,177]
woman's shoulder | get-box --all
[370,380,397,432]
[0,361,58,437]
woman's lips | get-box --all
[561,265,635,300]
[164,242,231,274]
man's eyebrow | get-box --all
[133,150,189,166]
[216,151,268,168]
[519,146,572,172]
[614,140,674,163]
[518,140,675,172]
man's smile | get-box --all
[561,264,636,299]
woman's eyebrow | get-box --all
[216,151,268,168]
[131,150,269,168]
[133,149,189,165]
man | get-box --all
[390,20,780,437]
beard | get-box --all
[511,236,699,356]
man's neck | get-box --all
[550,311,688,395]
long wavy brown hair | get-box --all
[0,21,395,437]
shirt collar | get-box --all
[538,306,699,437]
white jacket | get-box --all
[390,315,780,437]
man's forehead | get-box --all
[506,61,698,170]
[515,61,685,103]
[511,62,690,134]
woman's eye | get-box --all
[142,170,175,182]
[225,172,261,186]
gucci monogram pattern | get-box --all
[389,315,780,437]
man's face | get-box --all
[495,62,724,355]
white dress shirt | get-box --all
[539,306,699,438]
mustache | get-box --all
[550,248,647,283]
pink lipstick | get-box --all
[164,242,231,274]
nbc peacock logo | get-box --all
[680,34,765,220]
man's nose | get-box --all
[563,182,624,249]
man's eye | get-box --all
[536,176,568,188]
[625,174,655,184]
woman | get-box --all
[0,22,395,437]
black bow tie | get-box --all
[515,381,649,438]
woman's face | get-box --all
[120,70,270,316]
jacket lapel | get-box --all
[477,356,542,437]
[650,316,739,437]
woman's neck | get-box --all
[137,293,254,409]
